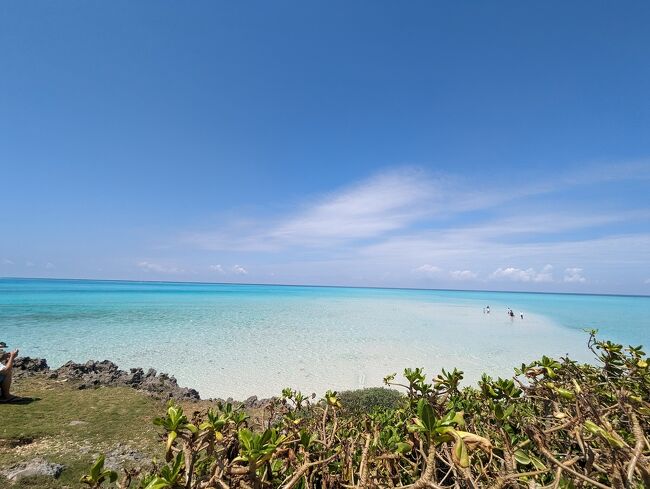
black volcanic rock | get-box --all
[12,356,49,379]
[12,356,200,400]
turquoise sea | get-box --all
[0,278,648,399]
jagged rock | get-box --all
[12,357,49,379]
[211,395,275,409]
[1,458,64,483]
[11,356,200,400]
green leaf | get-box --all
[395,442,412,454]
[555,388,575,400]
[165,431,177,455]
[90,454,104,480]
[238,428,253,450]
[300,430,314,450]
[530,454,547,471]
[452,410,465,427]
[453,435,469,468]
[503,405,515,419]
[494,403,504,420]
[417,399,436,434]
[143,477,172,489]
[514,449,532,465]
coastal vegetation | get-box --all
[2,332,649,488]
[0,377,162,488]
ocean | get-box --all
[0,278,648,399]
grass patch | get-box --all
[0,376,165,487]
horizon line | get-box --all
[1,275,648,299]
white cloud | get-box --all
[173,163,650,292]
[184,168,444,251]
[183,163,650,254]
[232,265,248,275]
[363,231,650,268]
[449,270,478,280]
[413,264,442,276]
[490,264,554,283]
[185,167,585,252]
[268,168,438,244]
[209,264,225,273]
[45,262,55,269]
[564,267,586,283]
[137,261,183,273]
[25,261,35,267]
[2,259,14,265]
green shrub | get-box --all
[82,331,650,488]
[338,387,403,415]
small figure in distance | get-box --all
[486,305,490,314]
[520,313,524,319]
[0,344,20,403]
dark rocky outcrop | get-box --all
[12,356,49,379]
[12,356,200,400]
[12,357,276,405]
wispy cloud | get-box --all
[184,168,442,251]
[137,261,184,274]
[268,168,438,244]
[184,163,650,253]
[173,162,649,292]
[1,258,14,265]
[209,264,225,273]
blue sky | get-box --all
[1,1,649,294]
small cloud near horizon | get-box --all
[209,264,225,273]
[232,265,248,275]
[413,264,442,276]
[449,270,478,280]
[564,267,586,283]
[490,265,554,283]
[137,261,184,274]
[2,259,14,265]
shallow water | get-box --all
[0,278,648,399]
